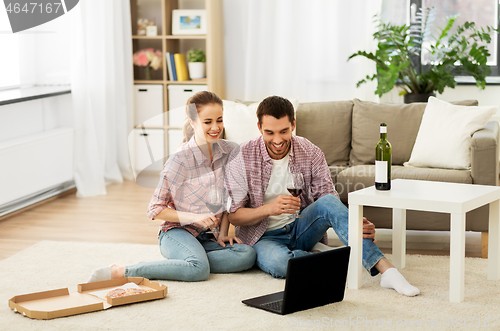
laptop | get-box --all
[242,246,350,315]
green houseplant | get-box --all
[187,48,206,79]
[348,7,497,102]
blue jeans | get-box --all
[252,194,384,278]
[125,228,256,281]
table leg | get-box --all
[348,204,363,289]
[488,199,500,280]
[450,213,466,303]
[392,208,406,269]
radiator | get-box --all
[0,128,74,214]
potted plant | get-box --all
[348,7,497,103]
[187,48,206,79]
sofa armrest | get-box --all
[471,121,499,186]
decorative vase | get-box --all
[188,62,206,79]
[404,92,436,103]
[144,66,152,80]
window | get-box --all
[0,7,20,89]
[410,0,499,76]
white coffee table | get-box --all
[347,179,500,302]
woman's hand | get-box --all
[191,213,220,231]
[216,234,243,247]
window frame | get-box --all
[409,0,500,77]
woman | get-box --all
[88,91,255,282]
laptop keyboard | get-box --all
[260,299,283,312]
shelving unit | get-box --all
[129,0,224,171]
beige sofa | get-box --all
[295,99,499,257]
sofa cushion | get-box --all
[405,97,499,170]
[335,165,472,202]
[296,101,353,166]
[350,99,479,166]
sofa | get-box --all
[293,98,499,257]
[223,97,499,256]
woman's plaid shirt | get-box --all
[147,137,237,237]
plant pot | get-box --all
[188,62,206,79]
[404,92,436,103]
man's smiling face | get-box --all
[258,115,295,160]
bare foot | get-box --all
[111,265,125,279]
[374,257,394,274]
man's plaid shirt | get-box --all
[225,135,339,246]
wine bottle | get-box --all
[375,123,391,190]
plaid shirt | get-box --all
[147,137,237,237]
[225,135,339,246]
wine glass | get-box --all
[287,172,304,219]
[205,186,224,234]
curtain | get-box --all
[70,0,134,197]
[229,0,382,102]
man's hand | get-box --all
[266,195,300,216]
[363,217,377,244]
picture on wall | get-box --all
[172,10,207,35]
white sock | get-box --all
[87,265,113,283]
[380,268,420,297]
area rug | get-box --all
[1,241,499,330]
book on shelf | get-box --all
[170,53,177,81]
[166,52,174,81]
[174,53,189,81]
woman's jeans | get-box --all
[252,194,384,278]
[125,228,256,281]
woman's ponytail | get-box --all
[182,119,195,143]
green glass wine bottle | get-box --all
[375,123,391,190]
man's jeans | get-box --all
[252,194,384,278]
[125,228,256,281]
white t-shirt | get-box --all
[264,154,295,232]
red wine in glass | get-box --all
[287,188,302,197]
[206,202,223,214]
[287,173,304,218]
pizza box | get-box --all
[9,277,167,320]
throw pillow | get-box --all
[223,98,298,144]
[351,99,428,166]
[405,97,499,170]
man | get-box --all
[225,96,419,296]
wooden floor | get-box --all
[0,180,160,261]
[0,179,483,261]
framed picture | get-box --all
[172,10,207,35]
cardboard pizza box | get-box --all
[9,277,168,320]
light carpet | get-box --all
[1,241,499,331]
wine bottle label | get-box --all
[375,160,388,183]
[380,126,387,133]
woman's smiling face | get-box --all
[191,103,224,143]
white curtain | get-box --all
[70,0,134,197]
[228,0,382,102]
